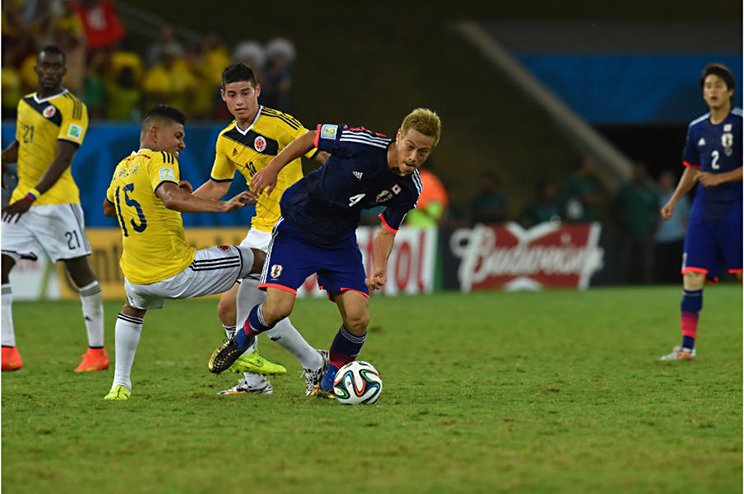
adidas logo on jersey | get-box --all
[697,138,706,146]
[232,148,239,156]
[353,171,363,180]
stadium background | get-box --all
[1,0,741,299]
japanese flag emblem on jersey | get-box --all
[270,264,283,279]
[43,105,56,118]
[254,136,267,152]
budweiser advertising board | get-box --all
[443,222,604,291]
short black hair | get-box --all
[38,45,66,65]
[142,104,186,130]
[700,63,735,91]
[221,63,257,88]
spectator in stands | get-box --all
[406,159,449,228]
[471,170,509,224]
[105,66,141,121]
[184,41,215,119]
[612,162,659,285]
[72,0,126,50]
[2,50,22,120]
[108,38,144,87]
[520,178,561,227]
[654,169,689,283]
[142,47,196,114]
[147,24,184,66]
[232,41,266,91]
[560,157,603,222]
[82,48,106,118]
[261,37,295,111]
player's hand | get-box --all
[251,165,279,196]
[365,267,386,292]
[697,171,724,187]
[660,201,674,221]
[2,197,33,223]
[223,191,256,212]
[178,180,193,193]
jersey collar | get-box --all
[234,106,263,135]
[33,88,69,104]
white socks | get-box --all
[111,313,143,391]
[264,319,323,371]
[79,281,104,348]
[1,284,15,347]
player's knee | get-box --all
[65,257,97,288]
[683,271,705,290]
[343,312,369,335]
[250,248,266,272]
[217,298,236,326]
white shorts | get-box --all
[240,228,271,251]
[239,229,271,282]
[1,203,92,262]
[124,245,255,310]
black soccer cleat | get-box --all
[208,337,246,374]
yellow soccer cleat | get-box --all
[228,351,287,375]
[104,385,131,401]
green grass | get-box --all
[3,286,741,493]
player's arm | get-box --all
[366,225,395,291]
[156,181,254,213]
[251,130,317,195]
[2,140,78,223]
[103,198,116,217]
[1,140,19,189]
[660,167,698,220]
[698,166,742,187]
[193,179,231,200]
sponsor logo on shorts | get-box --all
[254,136,267,152]
[68,123,82,138]
[43,105,56,118]
[270,264,283,278]
[320,124,338,140]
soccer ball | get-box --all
[332,361,383,405]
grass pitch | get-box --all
[2,286,741,493]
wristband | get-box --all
[25,188,40,203]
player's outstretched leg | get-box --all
[104,310,144,400]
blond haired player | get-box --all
[1,45,108,373]
[194,63,327,395]
[103,104,265,400]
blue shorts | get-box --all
[259,219,369,297]
[683,202,743,278]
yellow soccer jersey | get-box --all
[11,89,88,205]
[211,106,316,232]
[106,149,195,285]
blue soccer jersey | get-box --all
[279,124,422,246]
[683,108,742,211]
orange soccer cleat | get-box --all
[2,346,23,371]
[74,347,110,372]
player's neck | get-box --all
[235,110,258,132]
[36,85,65,99]
[709,103,731,124]
[386,145,399,173]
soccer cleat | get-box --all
[75,347,110,372]
[2,346,22,371]
[308,384,335,400]
[104,385,131,400]
[660,346,697,361]
[208,337,248,374]
[228,351,287,375]
[218,375,273,395]
[304,350,329,396]
[319,363,339,393]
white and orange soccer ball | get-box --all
[332,361,383,405]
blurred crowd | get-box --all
[1,0,296,121]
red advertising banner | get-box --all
[446,222,604,291]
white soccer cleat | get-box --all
[218,375,273,395]
[660,346,696,361]
[304,350,329,396]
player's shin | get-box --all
[79,281,104,348]
[1,284,15,347]
[322,325,367,391]
[264,318,324,370]
[680,289,703,350]
[111,313,143,391]
[237,304,275,349]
